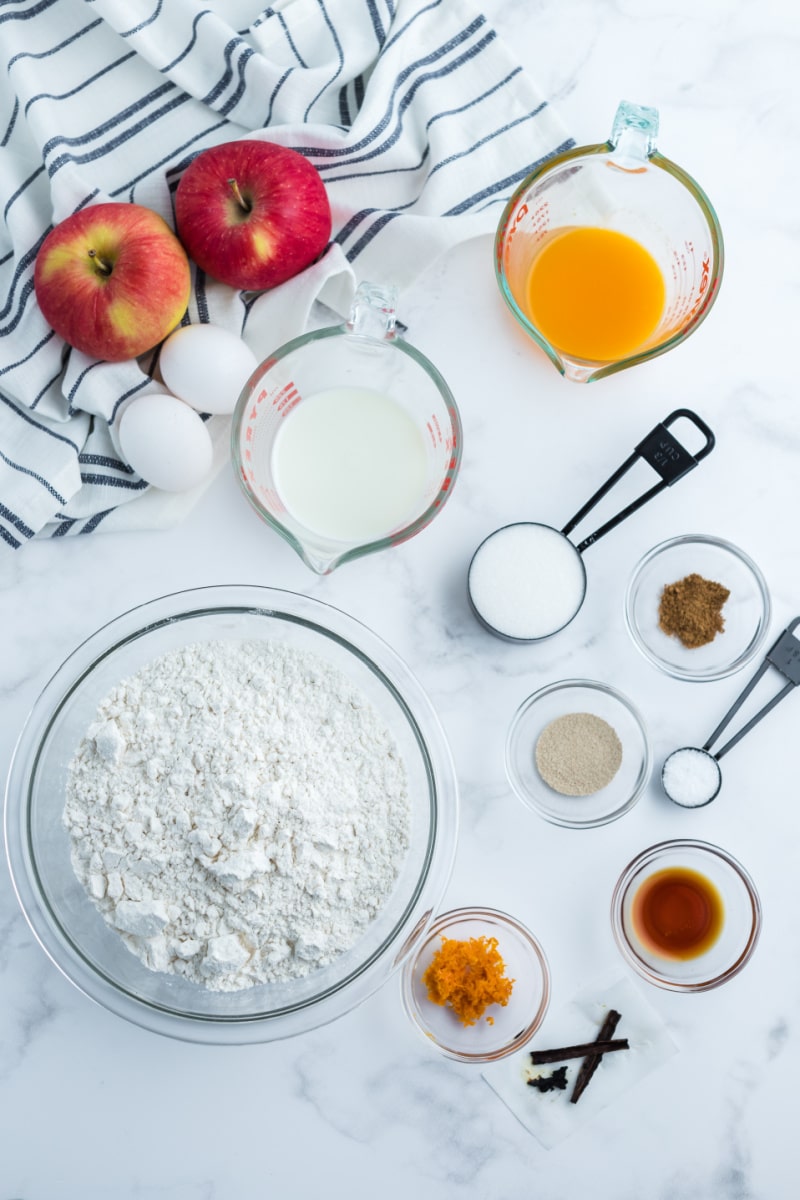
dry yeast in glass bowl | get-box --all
[506,679,651,829]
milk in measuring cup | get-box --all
[271,386,428,543]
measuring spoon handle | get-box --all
[705,618,800,760]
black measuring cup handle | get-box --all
[561,408,716,554]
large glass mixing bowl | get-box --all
[4,586,459,1044]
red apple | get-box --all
[174,139,332,291]
[34,202,191,362]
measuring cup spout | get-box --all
[558,356,600,385]
[295,543,347,576]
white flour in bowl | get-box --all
[63,639,411,991]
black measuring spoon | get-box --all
[662,618,800,808]
[467,409,715,642]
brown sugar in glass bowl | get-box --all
[658,572,730,649]
[625,535,771,682]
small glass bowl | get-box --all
[611,839,762,992]
[505,680,651,829]
[401,907,550,1063]
[625,534,771,681]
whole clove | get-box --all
[527,1065,569,1093]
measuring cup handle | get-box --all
[562,408,716,553]
[346,281,399,341]
[636,409,716,484]
[608,100,659,164]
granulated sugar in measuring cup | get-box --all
[468,410,715,642]
[661,618,800,808]
[495,100,724,382]
[232,283,461,574]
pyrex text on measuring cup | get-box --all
[495,101,724,382]
[468,409,715,642]
[231,282,462,575]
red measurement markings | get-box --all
[686,253,712,321]
[426,412,443,446]
[698,254,710,294]
[258,485,286,512]
[501,197,551,268]
[244,383,301,470]
[269,381,300,414]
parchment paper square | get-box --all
[482,974,678,1148]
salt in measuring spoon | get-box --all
[468,409,715,642]
[662,617,800,808]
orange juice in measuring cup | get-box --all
[495,101,724,382]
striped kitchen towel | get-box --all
[0,0,571,548]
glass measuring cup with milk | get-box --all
[495,100,724,382]
[232,283,461,574]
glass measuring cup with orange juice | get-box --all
[495,101,724,382]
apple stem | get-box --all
[227,178,251,214]
[88,248,113,277]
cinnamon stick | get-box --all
[529,1037,629,1065]
[570,1008,622,1104]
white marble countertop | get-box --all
[2,1,799,1197]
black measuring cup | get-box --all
[662,617,800,808]
[468,409,716,642]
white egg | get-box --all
[119,392,214,492]
[160,323,259,415]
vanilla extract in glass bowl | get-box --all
[611,840,762,991]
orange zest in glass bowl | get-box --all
[422,935,514,1026]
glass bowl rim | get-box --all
[610,837,762,992]
[4,584,459,1044]
[400,904,551,1063]
[623,532,771,682]
[505,678,652,829]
